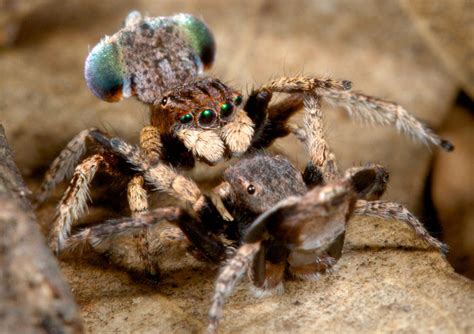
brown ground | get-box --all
[1,0,473,333]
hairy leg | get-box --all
[248,93,304,149]
[63,207,225,263]
[320,89,454,151]
[91,132,228,232]
[62,207,180,254]
[251,261,285,297]
[353,200,448,254]
[207,242,261,334]
[260,76,352,95]
[302,94,340,185]
[49,153,109,254]
[288,254,337,281]
[127,175,159,276]
[254,76,453,151]
[36,128,107,205]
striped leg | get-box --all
[36,128,107,205]
[319,89,453,151]
[49,153,107,254]
[207,242,261,334]
[353,200,448,254]
[63,207,225,264]
[127,175,159,276]
[302,94,340,185]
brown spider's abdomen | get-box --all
[85,12,215,104]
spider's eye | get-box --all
[220,102,234,118]
[179,113,193,124]
[198,109,217,127]
[234,95,243,106]
[247,184,256,195]
[161,97,168,106]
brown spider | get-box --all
[35,11,451,279]
[203,95,448,333]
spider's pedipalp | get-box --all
[36,128,105,205]
[353,200,448,255]
[320,89,454,151]
[140,126,163,164]
[220,110,254,156]
[207,242,261,334]
[50,153,107,254]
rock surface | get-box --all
[0,126,83,333]
[432,101,474,279]
[52,216,473,333]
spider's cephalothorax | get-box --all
[149,77,249,167]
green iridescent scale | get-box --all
[172,14,216,68]
[84,41,127,102]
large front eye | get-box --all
[220,102,234,118]
[198,109,217,127]
[179,113,193,124]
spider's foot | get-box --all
[250,261,285,297]
[289,256,337,281]
[251,281,284,298]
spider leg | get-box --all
[247,92,304,149]
[245,77,344,152]
[288,253,337,281]
[91,132,228,233]
[260,76,352,95]
[319,89,454,151]
[353,200,448,255]
[63,207,179,256]
[128,175,148,215]
[49,153,110,254]
[250,261,285,297]
[250,243,288,297]
[301,94,340,185]
[207,242,261,334]
[36,128,108,205]
[64,207,225,263]
[127,175,159,276]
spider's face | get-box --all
[151,77,254,165]
[223,154,306,215]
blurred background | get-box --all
[0,0,472,282]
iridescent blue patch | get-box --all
[84,40,127,102]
